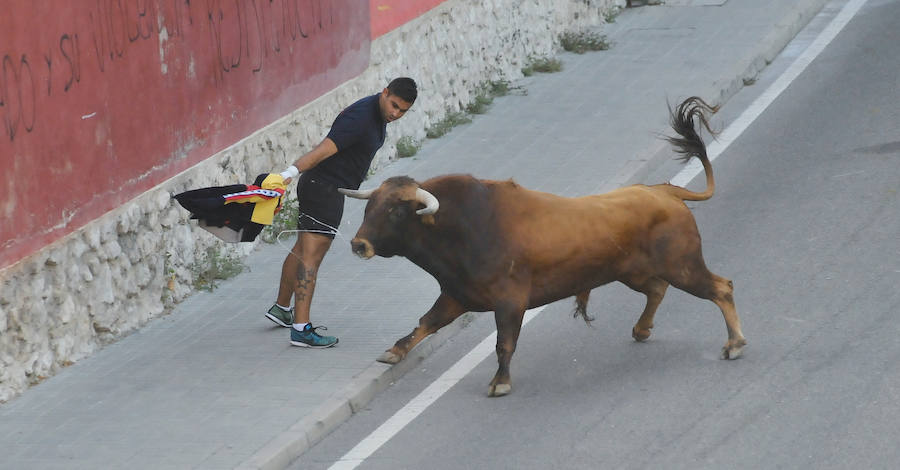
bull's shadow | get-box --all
[340,97,746,397]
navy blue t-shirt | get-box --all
[308,94,386,190]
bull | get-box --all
[339,97,746,397]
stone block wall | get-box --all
[0,0,620,402]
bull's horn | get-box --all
[338,187,375,199]
[415,188,439,215]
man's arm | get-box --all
[279,137,339,183]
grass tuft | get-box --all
[466,94,495,115]
[191,246,248,291]
[523,57,563,76]
[260,200,299,244]
[604,7,620,23]
[426,111,473,139]
[560,31,611,54]
[396,136,421,158]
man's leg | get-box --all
[264,249,301,327]
[288,232,339,348]
[264,238,305,327]
[290,231,332,323]
[267,231,331,327]
[276,243,301,308]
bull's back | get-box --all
[491,183,699,297]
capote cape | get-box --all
[174,173,286,242]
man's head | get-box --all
[379,77,417,123]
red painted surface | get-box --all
[0,0,370,270]
[369,0,446,38]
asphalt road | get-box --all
[292,1,900,468]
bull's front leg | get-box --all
[489,303,527,397]
[377,293,466,364]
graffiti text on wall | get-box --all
[0,0,344,144]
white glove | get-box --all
[279,165,299,181]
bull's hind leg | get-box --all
[624,277,669,342]
[378,293,466,364]
[670,269,746,360]
[709,274,746,359]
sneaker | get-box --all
[265,304,294,328]
[290,324,338,348]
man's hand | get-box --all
[280,165,300,184]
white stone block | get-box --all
[85,226,102,250]
[56,294,75,325]
[102,240,123,260]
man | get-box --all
[268,77,418,348]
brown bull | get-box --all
[340,97,745,397]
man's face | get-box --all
[379,89,413,123]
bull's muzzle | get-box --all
[351,238,375,259]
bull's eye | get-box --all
[389,204,409,222]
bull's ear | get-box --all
[420,214,436,226]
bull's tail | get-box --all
[664,96,719,201]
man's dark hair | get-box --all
[386,77,417,103]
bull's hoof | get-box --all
[488,383,511,397]
[632,326,652,342]
[720,339,747,360]
[377,350,403,364]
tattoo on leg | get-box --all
[294,267,317,302]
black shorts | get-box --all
[296,174,344,239]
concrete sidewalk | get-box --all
[0,0,829,468]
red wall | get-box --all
[0,0,370,269]
[369,0,446,38]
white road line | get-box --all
[670,0,870,188]
[327,2,871,468]
[327,307,545,470]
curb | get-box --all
[237,312,477,470]
[238,0,829,467]
[708,0,831,108]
